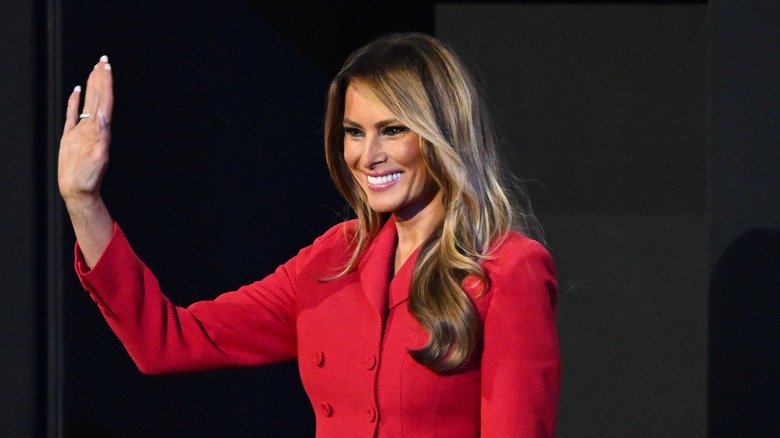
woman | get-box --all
[59,33,560,437]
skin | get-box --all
[342,84,444,272]
[59,57,115,268]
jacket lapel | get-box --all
[358,218,397,321]
[389,246,419,310]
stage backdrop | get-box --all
[6,0,778,436]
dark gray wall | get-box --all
[437,4,708,437]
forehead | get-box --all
[344,83,396,122]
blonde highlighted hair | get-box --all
[324,33,538,372]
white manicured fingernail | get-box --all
[103,63,111,71]
[100,55,109,63]
[74,85,82,93]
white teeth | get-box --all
[367,172,402,185]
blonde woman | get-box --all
[60,33,560,437]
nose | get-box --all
[360,133,386,169]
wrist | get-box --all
[64,194,105,217]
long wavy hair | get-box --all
[324,33,539,373]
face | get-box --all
[342,84,440,221]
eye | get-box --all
[343,127,364,138]
[382,125,409,136]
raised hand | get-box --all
[59,56,116,267]
[59,55,113,202]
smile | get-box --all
[366,172,402,189]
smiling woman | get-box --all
[60,33,559,437]
[342,84,440,226]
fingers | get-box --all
[64,85,81,132]
[100,57,114,122]
[82,55,114,125]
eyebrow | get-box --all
[342,117,401,129]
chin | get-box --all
[366,203,397,214]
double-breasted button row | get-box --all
[314,352,377,370]
[315,352,378,422]
[319,403,376,423]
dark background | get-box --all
[438,5,708,436]
[2,0,778,436]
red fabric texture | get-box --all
[76,218,560,437]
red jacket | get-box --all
[76,217,560,437]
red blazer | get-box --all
[76,217,560,437]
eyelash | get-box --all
[344,127,363,138]
[382,126,408,136]
[343,126,409,138]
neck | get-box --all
[392,191,444,272]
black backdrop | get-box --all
[60,1,336,435]
[2,0,779,437]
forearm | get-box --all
[65,195,113,268]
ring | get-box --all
[79,113,91,119]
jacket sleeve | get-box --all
[75,222,342,374]
[480,238,561,437]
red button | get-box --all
[363,355,377,370]
[363,407,377,423]
[320,402,333,417]
[314,351,325,367]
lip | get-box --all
[365,171,403,190]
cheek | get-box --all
[395,139,425,171]
[343,140,361,169]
